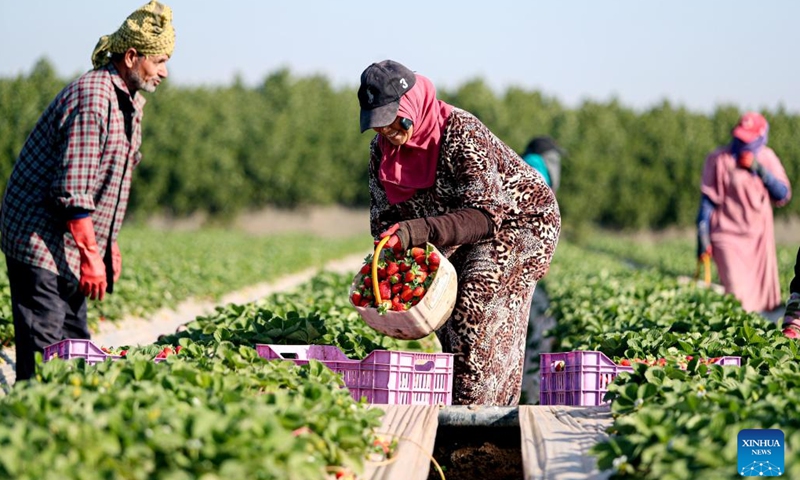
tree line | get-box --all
[1,58,798,231]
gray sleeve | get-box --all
[542,151,562,193]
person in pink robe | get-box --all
[696,112,791,314]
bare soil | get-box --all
[427,426,522,480]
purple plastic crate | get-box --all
[43,339,173,364]
[539,351,742,406]
[43,339,121,365]
[256,344,454,405]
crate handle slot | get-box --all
[550,360,566,373]
[414,359,435,371]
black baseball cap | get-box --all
[358,60,417,133]
[525,136,566,156]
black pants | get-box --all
[5,257,89,381]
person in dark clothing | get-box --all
[519,136,566,402]
[521,136,565,193]
[783,247,800,339]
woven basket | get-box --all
[350,239,458,340]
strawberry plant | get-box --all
[542,240,800,478]
[0,228,373,346]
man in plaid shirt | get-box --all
[0,1,175,381]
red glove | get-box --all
[111,240,122,283]
[67,217,107,301]
[737,152,754,170]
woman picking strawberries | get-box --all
[357,60,561,405]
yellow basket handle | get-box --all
[372,236,391,304]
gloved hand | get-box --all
[783,292,800,339]
[111,240,122,283]
[67,217,107,301]
[737,152,755,170]
[378,223,404,252]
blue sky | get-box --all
[2,1,799,113]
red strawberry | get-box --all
[386,262,400,276]
[412,286,425,297]
[415,271,428,284]
[156,347,173,359]
[391,283,403,294]
[351,291,362,304]
[400,286,414,302]
[414,255,427,267]
[391,297,405,311]
[379,282,392,300]
[427,251,440,266]
[410,247,426,258]
[619,359,631,366]
[404,271,416,283]
[359,264,371,275]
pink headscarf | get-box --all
[378,74,453,204]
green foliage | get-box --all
[158,270,438,359]
[0,268,433,478]
[0,227,373,347]
[544,240,800,479]
[2,343,385,479]
[1,58,799,230]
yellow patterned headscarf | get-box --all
[91,0,175,70]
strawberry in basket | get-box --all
[351,244,441,314]
[350,236,457,340]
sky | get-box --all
[2,1,800,114]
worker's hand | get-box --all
[783,293,800,339]
[378,223,404,252]
[111,240,122,283]
[737,151,755,170]
[67,217,107,301]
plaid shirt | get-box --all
[0,64,145,281]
